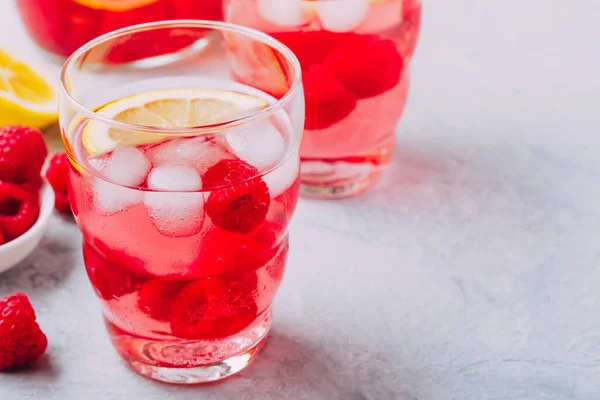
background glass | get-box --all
[225,0,422,198]
[16,0,223,58]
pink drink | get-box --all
[225,0,422,198]
[60,21,303,383]
[17,0,223,58]
[66,103,300,380]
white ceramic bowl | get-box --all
[0,182,55,274]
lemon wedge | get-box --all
[0,49,57,129]
[82,88,269,155]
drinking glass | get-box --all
[59,20,303,384]
[225,0,422,198]
[16,0,223,58]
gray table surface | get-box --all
[1,0,600,399]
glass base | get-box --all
[124,334,268,384]
[300,160,385,199]
[106,308,272,384]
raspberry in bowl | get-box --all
[0,126,54,274]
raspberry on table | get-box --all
[204,160,270,233]
[46,153,72,214]
[46,153,69,194]
[0,181,40,242]
[0,126,47,186]
[0,293,48,371]
[0,231,4,246]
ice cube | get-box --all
[144,164,205,237]
[94,147,150,215]
[226,121,285,170]
[257,0,305,27]
[146,138,184,166]
[103,146,151,186]
[148,137,231,174]
[263,154,300,197]
[95,180,144,215]
[315,0,369,32]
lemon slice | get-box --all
[82,88,269,156]
[72,0,158,11]
[0,49,57,129]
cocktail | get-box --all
[16,0,223,58]
[225,0,421,198]
[60,21,303,383]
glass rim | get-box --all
[60,19,303,136]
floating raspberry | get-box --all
[0,293,48,370]
[0,126,47,186]
[303,66,358,130]
[46,153,71,214]
[137,279,185,322]
[170,273,258,339]
[204,160,270,233]
[272,31,355,71]
[324,35,403,98]
[202,159,259,189]
[83,241,144,301]
[0,181,40,242]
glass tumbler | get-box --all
[60,20,303,384]
[225,0,422,198]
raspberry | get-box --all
[0,293,48,370]
[0,126,47,186]
[21,175,43,194]
[170,273,258,339]
[46,153,72,214]
[324,35,404,99]
[303,66,358,130]
[0,181,40,242]
[0,231,4,246]
[46,153,69,194]
[137,280,185,322]
[54,192,71,214]
[271,31,355,71]
[187,221,283,279]
[204,160,270,233]
[202,159,259,189]
[82,241,144,301]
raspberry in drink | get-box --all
[60,22,303,384]
[224,0,422,198]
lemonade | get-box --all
[65,85,300,381]
[225,0,422,197]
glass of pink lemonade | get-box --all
[225,0,422,198]
[59,21,303,384]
